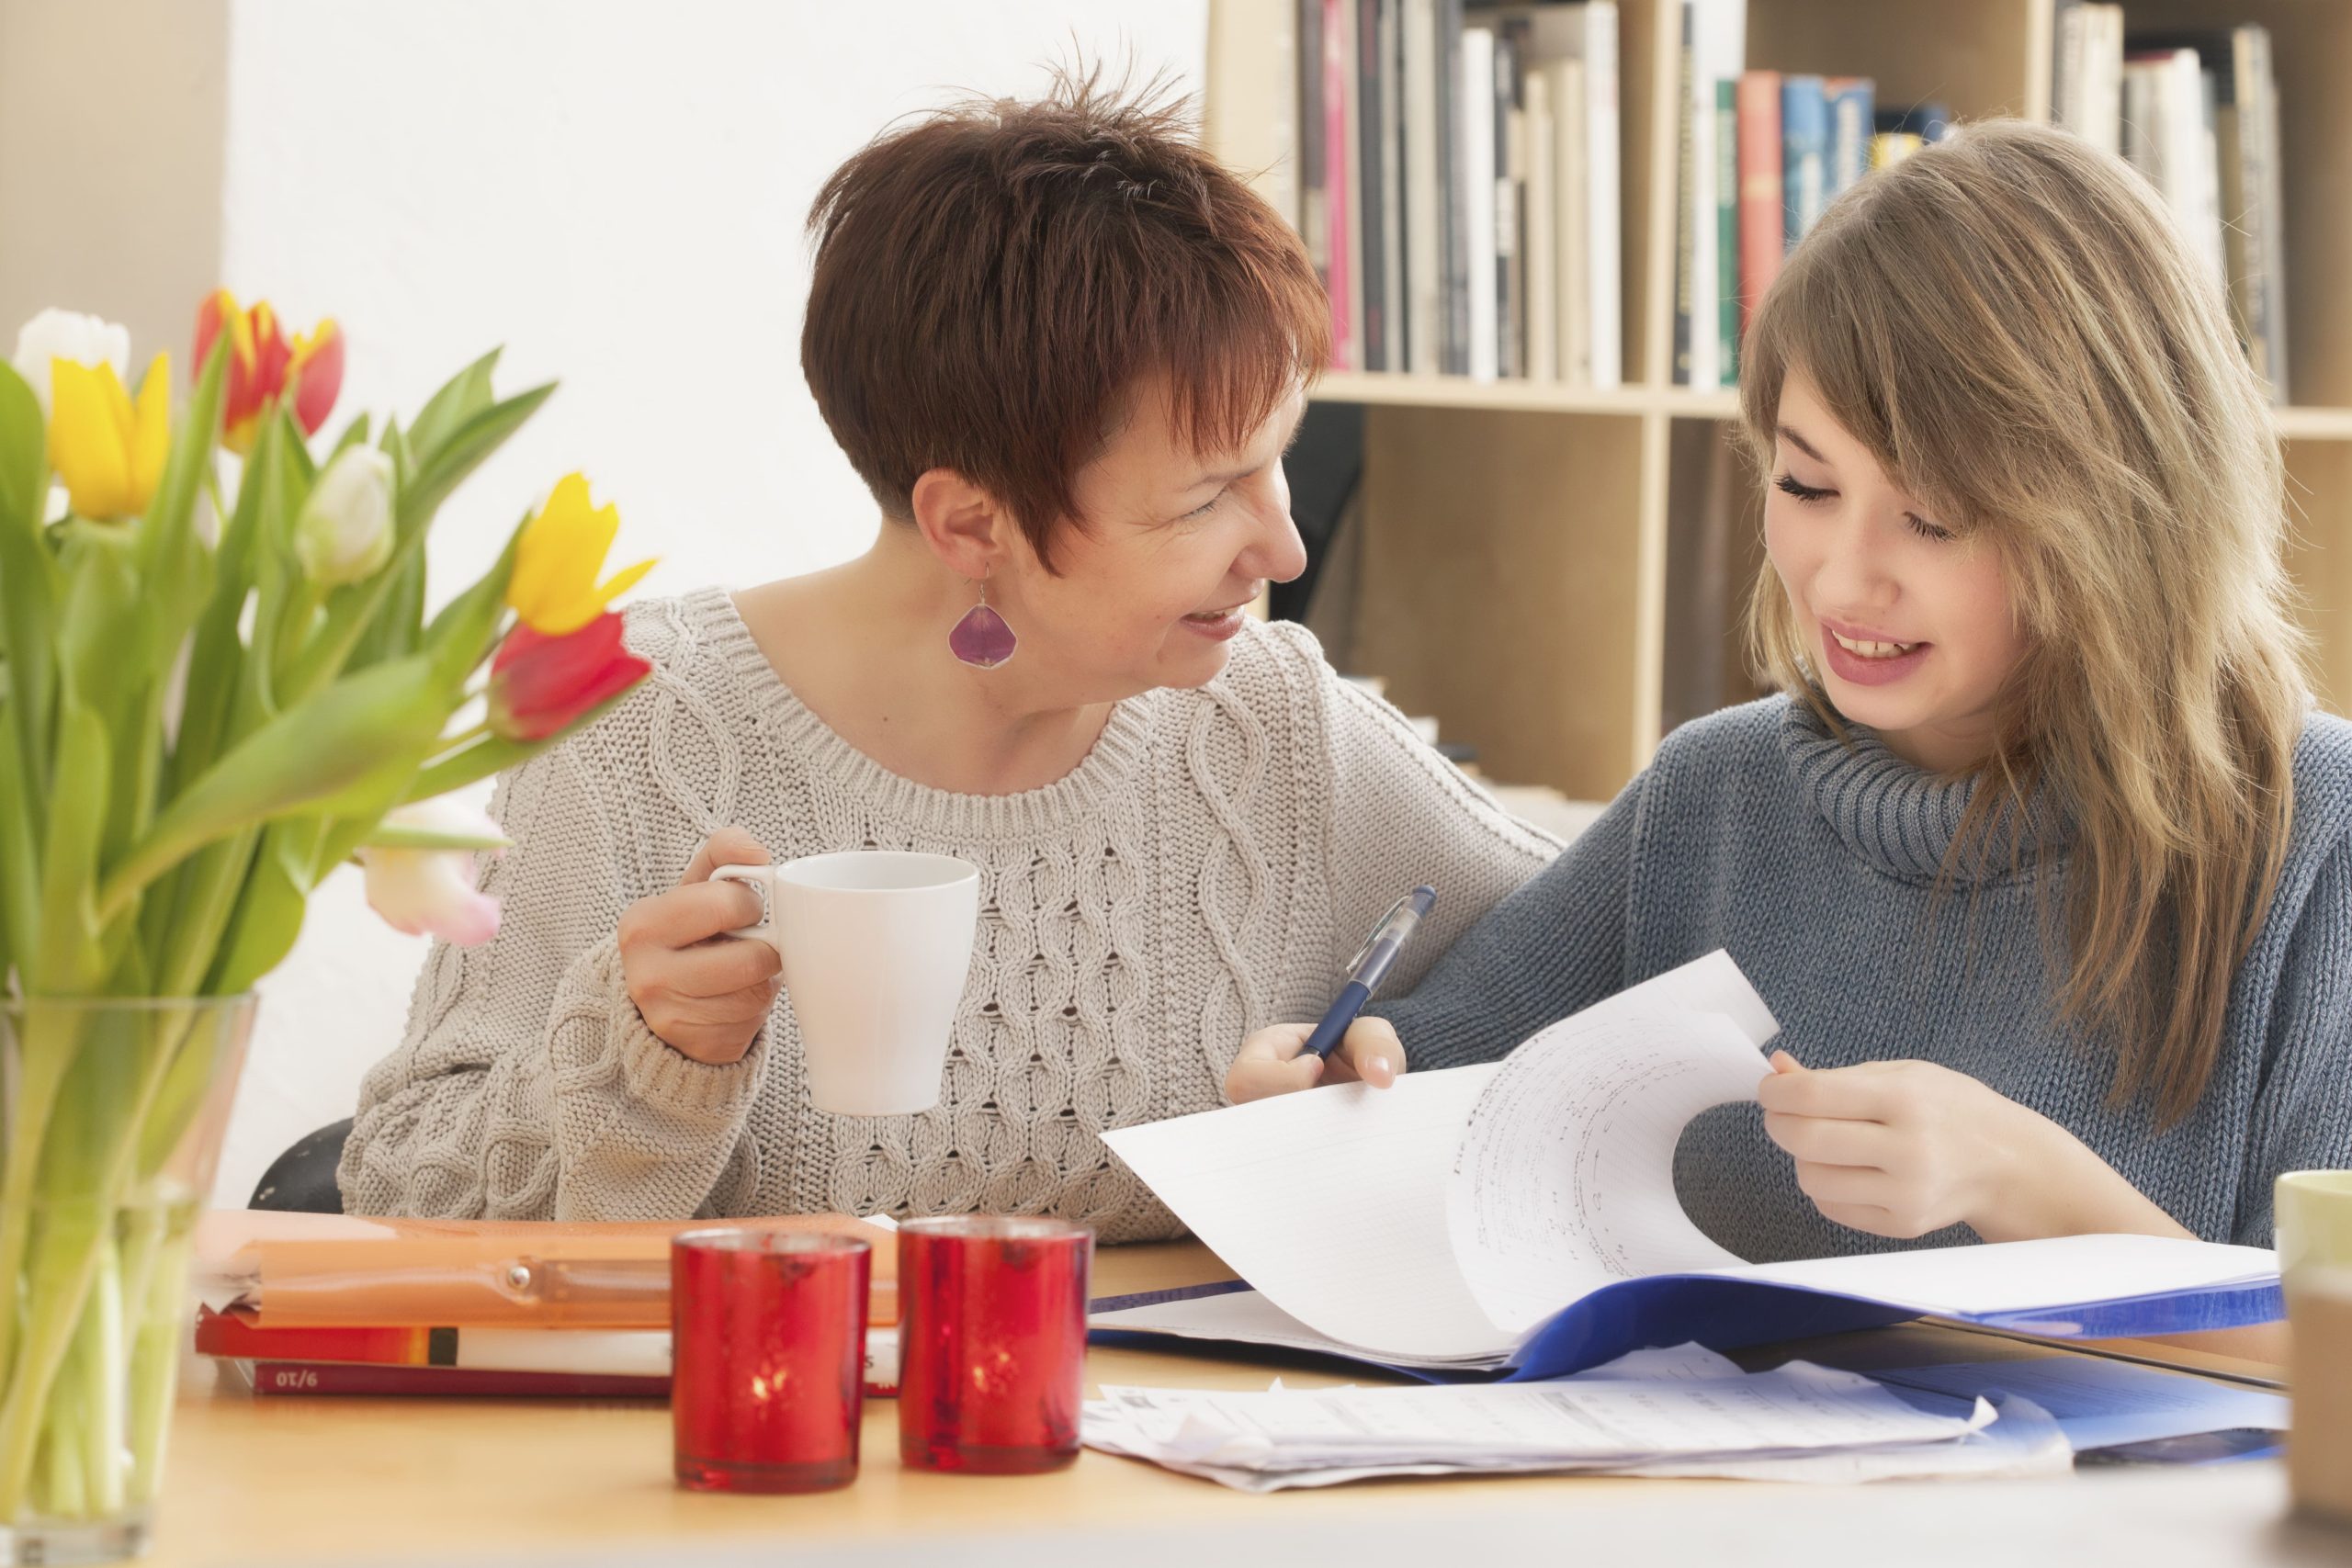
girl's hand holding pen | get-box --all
[1224,1018,1407,1103]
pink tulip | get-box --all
[356,801,507,945]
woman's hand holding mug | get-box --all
[617,828,783,1065]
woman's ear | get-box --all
[909,468,1011,581]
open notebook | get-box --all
[1094,953,2279,1381]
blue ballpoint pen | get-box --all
[1300,886,1437,1060]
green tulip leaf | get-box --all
[328,412,372,460]
[405,346,503,466]
[0,362,57,779]
[130,333,229,653]
[0,360,47,538]
[356,821,513,852]
[398,381,554,536]
[423,516,524,687]
[0,698,36,983]
[99,654,453,921]
[31,700,110,993]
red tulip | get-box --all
[288,318,345,436]
[486,611,650,742]
[194,289,344,453]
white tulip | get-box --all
[11,308,130,416]
[356,799,507,946]
[295,446,397,585]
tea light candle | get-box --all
[671,1228,872,1494]
[897,1216,1093,1474]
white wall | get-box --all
[205,0,1211,1206]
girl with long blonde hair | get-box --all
[1227,119,2352,1257]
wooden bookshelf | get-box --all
[1208,0,2352,803]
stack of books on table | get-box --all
[190,1211,899,1399]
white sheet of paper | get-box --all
[1717,1234,2277,1319]
[1090,1360,1990,1470]
[1101,1066,1516,1361]
[1446,998,1768,1334]
[1614,1393,2071,1484]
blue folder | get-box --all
[1090,1270,2283,1384]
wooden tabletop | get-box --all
[146,1241,2303,1568]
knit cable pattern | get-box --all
[340,587,1557,1239]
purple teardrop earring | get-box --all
[948,575,1018,669]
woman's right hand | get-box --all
[616,828,784,1065]
[1224,1018,1407,1103]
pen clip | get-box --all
[1343,886,1437,990]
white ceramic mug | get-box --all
[2280,1170,2352,1521]
[712,852,980,1115]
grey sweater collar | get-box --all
[1778,698,2071,884]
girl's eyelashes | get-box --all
[1774,471,1957,542]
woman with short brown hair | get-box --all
[339,72,1555,1235]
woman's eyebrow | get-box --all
[1186,409,1308,489]
[1778,423,1828,464]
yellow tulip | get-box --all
[506,473,654,636]
[50,352,170,521]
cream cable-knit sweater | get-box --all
[340,587,1556,1240]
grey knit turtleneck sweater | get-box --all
[1374,695,2352,1260]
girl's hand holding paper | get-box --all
[1758,1051,2193,1246]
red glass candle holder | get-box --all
[898,1216,1094,1474]
[672,1228,872,1494]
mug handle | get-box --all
[708,863,775,942]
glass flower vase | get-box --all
[0,996,255,1564]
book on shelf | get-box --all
[1352,0,1395,370]
[1736,71,1781,337]
[1460,22,1500,380]
[2054,2,2126,159]
[1297,0,1330,303]
[1671,0,1745,389]
[1824,77,1874,198]
[2129,23,2288,403]
[1328,0,1361,370]
[1378,0,1408,371]
[1524,65,1560,381]
[1437,0,1472,375]
[1542,55,1589,382]
[1714,76,1738,383]
[1402,0,1444,373]
[1781,73,1827,250]
[1493,18,1525,379]
[1875,101,1951,145]
[2121,49,2227,291]
[1091,951,2281,1380]
[1870,131,1922,169]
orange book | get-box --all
[195,1211,898,1329]
[1736,70,1785,333]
